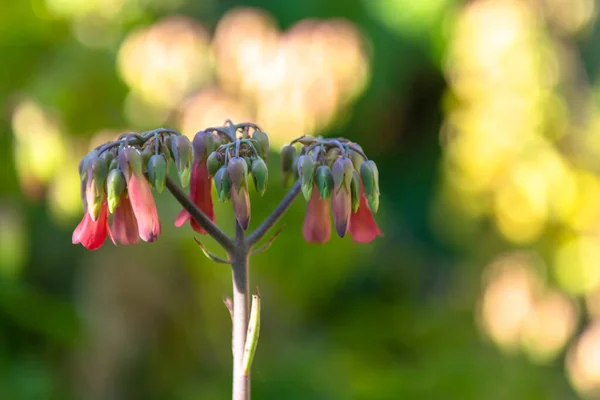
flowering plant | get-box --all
[73,121,381,399]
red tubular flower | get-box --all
[349,181,382,243]
[303,185,331,243]
[175,160,215,234]
[128,174,161,242]
[111,193,139,245]
[72,197,113,250]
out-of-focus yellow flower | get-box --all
[211,8,370,147]
[12,99,66,200]
[568,322,600,397]
[117,16,212,125]
[479,252,578,362]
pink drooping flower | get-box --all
[302,185,332,243]
[72,197,113,250]
[111,193,139,245]
[127,173,161,242]
[348,181,382,243]
[175,160,215,234]
[116,147,162,242]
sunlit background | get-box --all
[3,0,600,398]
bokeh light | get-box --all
[479,252,578,363]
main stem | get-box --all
[232,222,250,400]
[166,175,302,400]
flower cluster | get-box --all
[72,129,189,250]
[281,136,382,243]
[73,124,269,250]
[175,126,269,232]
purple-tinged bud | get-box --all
[106,168,126,213]
[350,171,360,213]
[192,131,214,162]
[251,158,268,196]
[227,157,249,194]
[118,147,143,181]
[315,165,334,199]
[332,183,351,238]
[297,155,315,201]
[214,167,231,202]
[231,184,251,230]
[86,155,109,221]
[148,154,167,193]
[171,136,193,188]
[332,157,353,193]
[349,144,364,172]
[206,151,222,176]
[360,160,379,213]
[79,150,98,183]
[252,131,270,161]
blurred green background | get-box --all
[3,0,600,398]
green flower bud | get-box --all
[297,155,316,201]
[163,136,175,159]
[106,168,126,213]
[109,158,118,171]
[227,157,249,193]
[141,146,153,168]
[252,131,270,160]
[350,171,360,213]
[315,165,334,199]
[148,154,167,193]
[251,158,268,196]
[325,148,341,166]
[171,136,193,188]
[281,145,296,173]
[101,150,115,166]
[350,144,364,172]
[360,160,379,213]
[214,166,231,202]
[206,151,222,176]
[86,155,109,220]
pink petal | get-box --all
[111,193,140,245]
[72,198,110,250]
[349,182,382,243]
[175,210,191,227]
[128,173,161,242]
[303,185,331,243]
